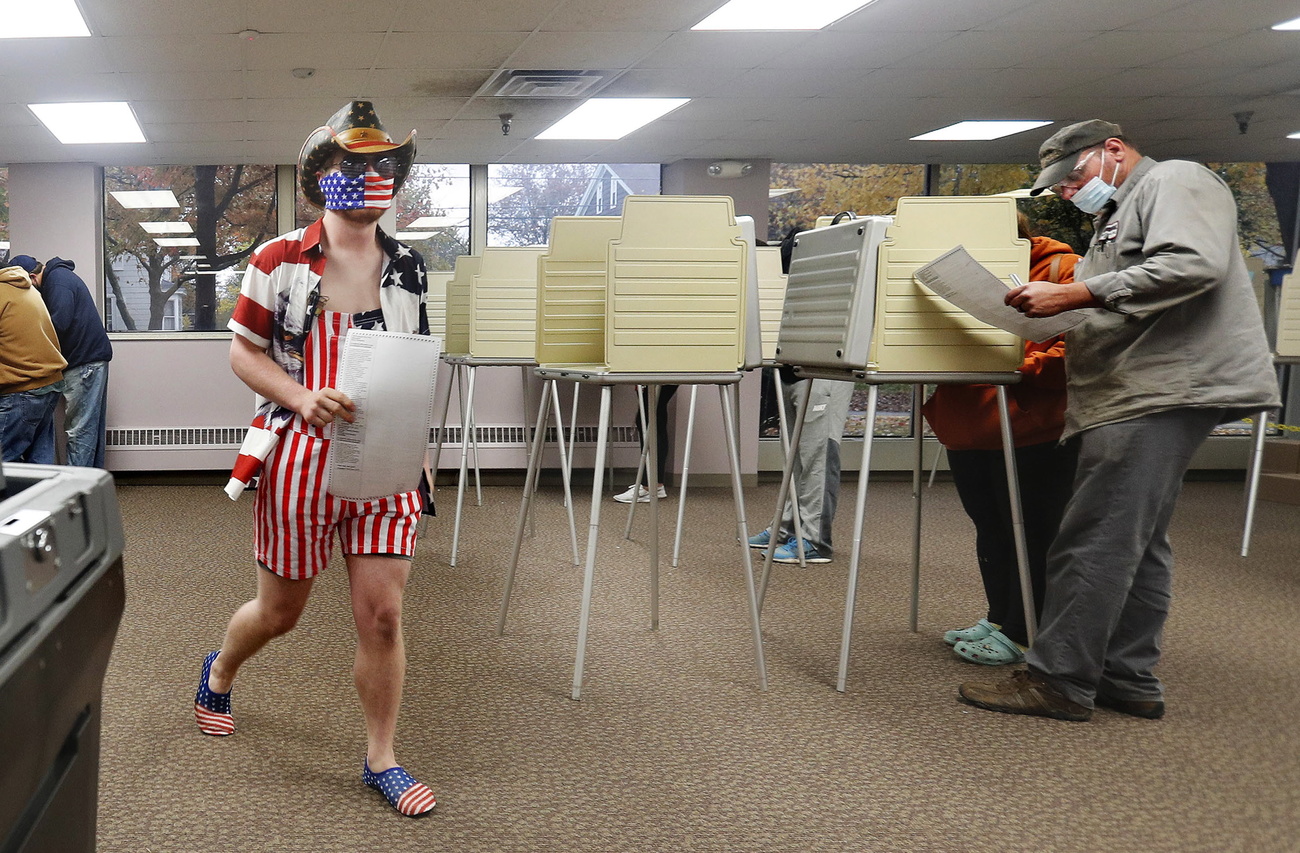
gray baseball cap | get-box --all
[1029,119,1125,195]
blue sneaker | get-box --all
[747,528,774,549]
[773,537,830,564]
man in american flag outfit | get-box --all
[195,100,437,817]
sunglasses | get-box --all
[335,154,400,179]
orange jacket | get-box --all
[921,236,1078,451]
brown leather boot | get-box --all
[958,669,1092,722]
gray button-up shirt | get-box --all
[1065,156,1280,438]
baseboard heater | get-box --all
[106,425,640,450]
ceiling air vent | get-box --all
[480,70,612,99]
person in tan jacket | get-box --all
[0,265,66,463]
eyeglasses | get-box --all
[334,154,401,179]
[1053,149,1097,192]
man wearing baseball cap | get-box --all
[959,120,1279,721]
[196,101,438,816]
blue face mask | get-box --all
[1070,150,1118,214]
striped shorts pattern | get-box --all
[253,428,421,579]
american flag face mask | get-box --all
[319,167,394,211]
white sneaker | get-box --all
[613,484,668,503]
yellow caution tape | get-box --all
[1242,417,1300,433]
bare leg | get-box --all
[346,553,411,772]
[208,566,314,693]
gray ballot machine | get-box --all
[0,460,125,853]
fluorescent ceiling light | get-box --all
[1289,131,1300,139]
[395,232,437,241]
[139,221,193,235]
[2,0,91,38]
[911,120,1052,141]
[537,98,690,140]
[154,237,201,247]
[111,190,179,209]
[693,0,877,30]
[29,102,146,144]
[1272,16,1300,30]
[178,254,206,260]
[769,188,799,198]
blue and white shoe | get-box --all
[772,537,830,564]
[747,528,774,549]
[194,650,234,736]
[364,760,437,817]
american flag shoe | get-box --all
[194,651,235,736]
[363,760,436,817]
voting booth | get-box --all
[425,270,453,341]
[1278,271,1300,358]
[764,195,1033,693]
[536,216,623,368]
[442,254,479,357]
[0,462,125,853]
[756,246,788,362]
[777,196,1027,376]
[502,195,768,701]
[467,247,548,360]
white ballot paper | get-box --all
[327,329,442,501]
[913,245,1087,342]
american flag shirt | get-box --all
[224,218,430,499]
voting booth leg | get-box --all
[1241,408,1270,557]
[759,379,814,610]
[624,386,652,539]
[498,380,555,636]
[928,442,945,488]
[996,386,1036,644]
[836,385,879,693]
[671,385,699,568]
[469,367,484,507]
[428,360,459,489]
[646,385,661,630]
[567,384,581,506]
[547,379,581,566]
[772,376,807,552]
[522,367,537,539]
[450,365,479,568]
[572,385,615,700]
[909,386,924,632]
[719,382,769,690]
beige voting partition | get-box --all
[606,195,748,373]
[444,255,479,356]
[756,246,787,361]
[1278,272,1300,357]
[776,216,893,372]
[426,270,452,338]
[870,196,1027,373]
[469,247,547,360]
[536,216,622,367]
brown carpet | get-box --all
[98,477,1300,852]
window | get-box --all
[932,163,1094,253]
[104,165,277,332]
[767,163,929,439]
[393,164,471,272]
[768,162,926,242]
[487,163,660,247]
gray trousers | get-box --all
[1026,408,1223,707]
[778,378,853,555]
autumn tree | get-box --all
[104,165,276,330]
[768,163,927,241]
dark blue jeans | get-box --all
[0,385,60,463]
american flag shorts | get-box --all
[253,427,421,579]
